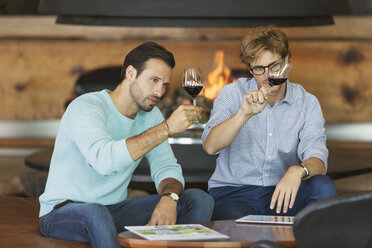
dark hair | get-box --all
[121,42,175,80]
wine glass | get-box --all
[268,62,293,88]
[182,67,204,124]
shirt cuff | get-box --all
[154,171,185,191]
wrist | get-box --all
[299,162,310,178]
[160,196,178,206]
[290,165,306,179]
[237,108,253,120]
[163,121,172,137]
[161,192,179,202]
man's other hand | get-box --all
[146,196,177,226]
[270,165,304,214]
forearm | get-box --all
[204,108,252,154]
[290,157,326,179]
[271,157,326,213]
[157,178,183,196]
[126,121,169,161]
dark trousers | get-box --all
[209,175,336,220]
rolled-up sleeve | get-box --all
[146,140,185,190]
[297,96,328,171]
[202,85,239,148]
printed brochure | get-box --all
[125,224,229,241]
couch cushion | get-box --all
[0,196,90,248]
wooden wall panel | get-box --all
[290,41,372,122]
[0,16,371,122]
[0,40,137,119]
[1,39,372,122]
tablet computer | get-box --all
[236,215,294,225]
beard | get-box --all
[129,81,160,112]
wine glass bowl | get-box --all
[268,63,292,87]
[182,67,204,124]
[182,67,204,105]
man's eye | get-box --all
[271,64,281,71]
[270,61,284,71]
[254,67,264,72]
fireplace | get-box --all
[157,50,251,123]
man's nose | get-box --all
[154,84,164,97]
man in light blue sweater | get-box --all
[39,42,214,248]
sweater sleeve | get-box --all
[145,109,185,190]
[64,97,134,176]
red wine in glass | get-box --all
[268,63,292,88]
[268,77,287,86]
[183,85,204,98]
[182,67,204,106]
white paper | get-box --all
[125,224,229,241]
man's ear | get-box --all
[126,65,137,81]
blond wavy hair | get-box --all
[240,25,290,68]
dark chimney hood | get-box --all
[38,0,336,27]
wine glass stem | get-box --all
[193,98,198,124]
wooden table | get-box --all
[118,220,297,248]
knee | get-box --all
[81,203,113,224]
[181,188,214,210]
[309,175,336,199]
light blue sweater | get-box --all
[39,90,184,217]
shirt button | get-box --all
[269,132,273,136]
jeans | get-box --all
[210,175,336,220]
[40,188,214,248]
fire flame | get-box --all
[202,50,233,100]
